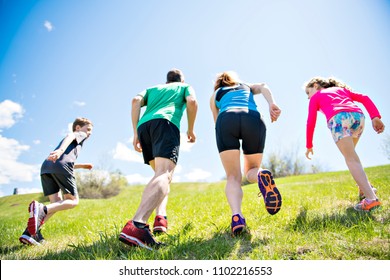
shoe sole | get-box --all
[153,226,167,234]
[19,235,41,246]
[258,170,282,215]
[232,225,246,235]
[119,233,153,250]
[354,204,381,212]
[27,201,39,236]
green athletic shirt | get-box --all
[137,82,195,130]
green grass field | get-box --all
[0,165,389,260]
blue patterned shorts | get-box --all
[327,112,365,143]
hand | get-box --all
[83,163,93,170]
[187,130,196,143]
[305,148,313,160]
[372,117,385,134]
[133,135,142,152]
[47,149,64,163]
[270,104,281,122]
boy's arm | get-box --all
[47,133,76,163]
[74,163,93,170]
[186,94,198,143]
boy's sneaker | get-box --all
[231,214,246,236]
[358,185,377,201]
[119,220,161,250]
[153,215,168,233]
[27,200,46,236]
[19,228,45,246]
[354,198,381,212]
[258,170,282,215]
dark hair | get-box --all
[167,69,184,83]
[72,117,93,131]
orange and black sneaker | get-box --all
[354,198,381,212]
[258,169,282,215]
[153,215,168,234]
[231,214,246,236]
[119,220,161,250]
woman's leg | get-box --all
[219,150,243,216]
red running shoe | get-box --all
[258,170,282,215]
[27,201,46,236]
[119,220,161,250]
[153,215,168,233]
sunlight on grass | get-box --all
[1,165,389,260]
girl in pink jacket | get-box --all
[304,76,385,212]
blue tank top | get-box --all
[215,83,257,113]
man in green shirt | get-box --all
[119,69,198,249]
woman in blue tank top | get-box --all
[210,71,282,236]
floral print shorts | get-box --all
[327,112,365,143]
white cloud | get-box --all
[113,142,143,163]
[0,100,24,129]
[33,139,41,145]
[74,101,86,107]
[15,188,42,195]
[44,20,54,32]
[184,168,212,182]
[125,173,150,185]
[0,135,39,184]
[180,133,195,152]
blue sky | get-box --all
[1,0,389,197]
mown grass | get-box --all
[0,165,389,260]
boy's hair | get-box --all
[214,71,240,91]
[304,76,352,91]
[72,117,93,131]
[166,69,184,83]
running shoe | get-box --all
[258,169,282,215]
[19,228,45,246]
[354,198,381,212]
[153,215,168,234]
[27,200,46,236]
[358,185,377,201]
[231,214,246,236]
[119,220,161,250]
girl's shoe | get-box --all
[354,198,381,212]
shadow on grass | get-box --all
[30,222,270,260]
[287,206,388,232]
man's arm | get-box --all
[186,95,198,143]
[131,95,144,152]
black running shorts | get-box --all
[137,119,180,164]
[215,110,266,154]
[41,173,78,197]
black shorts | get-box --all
[215,110,266,154]
[41,173,78,197]
[137,119,180,164]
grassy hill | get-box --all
[0,165,389,260]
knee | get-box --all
[227,173,242,184]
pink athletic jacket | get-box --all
[306,87,381,149]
